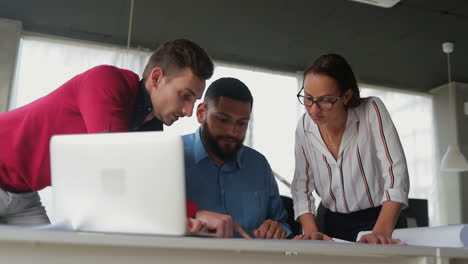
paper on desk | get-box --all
[332,237,407,246]
[0,220,74,232]
[356,225,468,248]
[332,237,354,243]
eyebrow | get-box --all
[216,112,250,121]
[303,92,338,98]
[184,88,199,99]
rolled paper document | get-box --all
[356,225,468,248]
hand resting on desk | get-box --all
[194,210,251,239]
[187,218,209,233]
[357,232,401,245]
[292,231,402,245]
[253,219,287,239]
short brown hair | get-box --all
[304,54,361,108]
[142,39,214,80]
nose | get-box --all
[226,122,244,139]
[182,101,194,117]
[308,103,321,114]
[227,125,237,137]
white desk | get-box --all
[438,247,468,264]
[0,228,465,264]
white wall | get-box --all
[0,18,21,112]
[431,82,468,225]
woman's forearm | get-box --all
[299,213,320,233]
[372,201,402,236]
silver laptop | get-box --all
[50,131,186,235]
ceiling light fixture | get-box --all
[440,42,468,172]
[349,0,401,8]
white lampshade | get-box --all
[440,145,468,172]
[349,0,400,8]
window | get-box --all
[13,35,437,225]
[14,35,152,221]
[360,85,436,223]
[12,34,151,108]
[166,63,299,196]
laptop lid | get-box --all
[50,131,186,235]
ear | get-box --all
[343,89,354,106]
[149,67,164,91]
[196,103,207,124]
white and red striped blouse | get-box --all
[292,96,409,218]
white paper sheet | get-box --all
[357,225,468,248]
[0,220,74,232]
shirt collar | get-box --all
[193,128,210,163]
[193,127,243,169]
[131,80,163,132]
[347,107,359,125]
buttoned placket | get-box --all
[307,116,358,214]
[217,161,239,215]
[218,165,227,213]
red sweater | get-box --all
[0,65,198,217]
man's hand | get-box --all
[195,209,251,238]
[292,232,333,241]
[357,232,401,245]
[253,219,287,239]
[186,218,208,233]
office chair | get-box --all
[401,198,429,227]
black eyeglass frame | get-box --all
[296,87,342,111]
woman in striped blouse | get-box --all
[292,54,409,243]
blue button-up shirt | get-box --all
[183,128,291,238]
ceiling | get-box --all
[1,0,467,93]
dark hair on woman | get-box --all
[143,39,214,80]
[304,54,361,108]
[204,77,253,109]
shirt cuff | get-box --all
[380,188,409,209]
[293,203,316,221]
[279,222,294,239]
[186,200,199,218]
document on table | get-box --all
[357,225,468,248]
[0,220,74,232]
[332,238,354,243]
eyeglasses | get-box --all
[296,87,341,111]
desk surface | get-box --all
[0,229,466,264]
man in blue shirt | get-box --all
[183,77,291,239]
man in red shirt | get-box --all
[0,39,244,238]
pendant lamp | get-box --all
[440,42,468,172]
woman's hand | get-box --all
[357,232,401,244]
[360,201,403,245]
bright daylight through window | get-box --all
[13,35,436,225]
